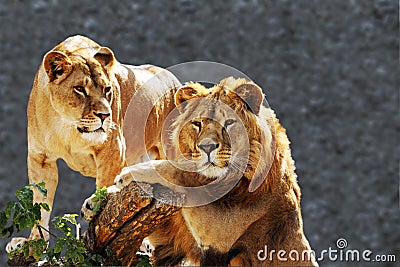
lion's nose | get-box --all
[198,143,219,155]
[94,112,110,122]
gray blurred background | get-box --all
[0,0,398,266]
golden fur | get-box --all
[114,77,317,266]
[7,35,179,251]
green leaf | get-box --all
[86,253,104,265]
[32,204,42,221]
[52,218,68,236]
[92,202,102,213]
[90,187,108,214]
[12,204,39,231]
[54,238,67,254]
[136,254,152,267]
[1,202,16,237]
[62,214,78,225]
[15,186,34,210]
[91,187,108,202]
[5,201,16,219]
[77,253,85,265]
[44,246,61,264]
[2,225,14,238]
[40,203,51,212]
[13,212,31,231]
[30,182,48,197]
[0,211,7,232]
[52,214,79,237]
[22,242,30,259]
[28,239,47,261]
[105,246,114,257]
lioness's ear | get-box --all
[174,84,200,112]
[94,47,115,69]
[43,51,73,84]
[232,83,264,114]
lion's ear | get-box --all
[43,51,73,84]
[94,47,115,69]
[174,84,201,112]
[232,83,264,115]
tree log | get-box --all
[84,182,185,266]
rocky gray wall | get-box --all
[0,1,398,266]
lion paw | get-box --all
[138,237,154,256]
[114,168,135,189]
[81,194,99,222]
[6,237,28,253]
[81,185,119,222]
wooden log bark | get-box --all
[84,182,185,266]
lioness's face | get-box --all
[44,51,116,143]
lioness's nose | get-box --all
[94,112,110,122]
[198,143,219,154]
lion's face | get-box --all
[43,48,118,143]
[172,78,273,187]
[175,101,237,179]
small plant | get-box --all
[45,214,91,265]
[90,187,108,213]
[0,182,106,266]
[0,182,49,238]
[136,253,152,267]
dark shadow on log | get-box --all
[84,182,185,266]
[7,254,36,267]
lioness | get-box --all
[107,77,317,266]
[6,35,179,252]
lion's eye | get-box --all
[73,86,86,96]
[104,86,112,96]
[224,119,236,128]
[192,121,202,130]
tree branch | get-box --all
[84,181,185,266]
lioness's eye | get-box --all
[224,119,236,128]
[192,121,202,130]
[73,86,86,95]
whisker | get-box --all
[230,155,250,162]
[229,162,246,173]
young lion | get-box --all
[110,77,318,266]
[6,35,179,252]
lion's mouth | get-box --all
[77,127,105,133]
[198,163,229,180]
[202,160,229,168]
[203,162,216,167]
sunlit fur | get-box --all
[148,77,317,266]
[7,35,180,252]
